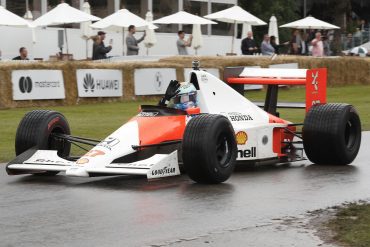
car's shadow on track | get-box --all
[234,161,305,173]
[7,171,237,196]
[303,163,358,178]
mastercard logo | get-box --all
[236,131,248,145]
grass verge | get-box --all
[327,203,370,247]
[0,84,369,162]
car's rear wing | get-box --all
[224,67,327,115]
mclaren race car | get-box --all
[6,62,362,184]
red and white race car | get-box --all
[6,62,362,183]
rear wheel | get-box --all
[15,110,71,175]
[303,103,361,165]
[182,114,237,184]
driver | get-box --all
[159,80,198,111]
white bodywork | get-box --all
[194,70,287,160]
[8,69,291,178]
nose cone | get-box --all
[76,121,141,168]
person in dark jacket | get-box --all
[270,36,289,55]
[241,31,258,55]
[92,31,112,60]
[13,47,29,60]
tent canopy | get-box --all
[81,1,93,39]
[143,11,157,50]
[204,5,266,25]
[90,9,156,30]
[153,11,216,25]
[31,3,100,27]
[268,15,279,44]
[0,6,30,27]
[280,16,339,29]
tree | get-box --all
[308,0,351,54]
[239,0,300,44]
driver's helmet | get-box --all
[168,83,198,111]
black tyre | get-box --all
[182,114,237,184]
[303,103,361,165]
[15,110,71,174]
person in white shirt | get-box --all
[311,32,324,57]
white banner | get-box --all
[134,68,177,95]
[76,69,123,97]
[184,68,220,82]
[243,66,263,91]
[12,70,65,100]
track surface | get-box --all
[1,132,369,247]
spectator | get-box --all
[300,32,308,55]
[311,32,324,57]
[92,31,112,60]
[307,29,316,43]
[346,33,354,50]
[359,19,368,32]
[241,31,258,55]
[126,25,146,56]
[270,36,289,55]
[91,35,101,60]
[289,29,301,55]
[177,30,192,55]
[353,28,362,46]
[13,47,29,60]
[322,35,331,56]
[261,34,275,55]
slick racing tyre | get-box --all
[15,110,71,175]
[182,114,237,184]
[303,103,361,165]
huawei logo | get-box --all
[19,76,32,93]
[83,73,95,92]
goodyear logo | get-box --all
[236,131,248,145]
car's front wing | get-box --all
[7,150,180,179]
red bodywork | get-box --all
[133,115,187,146]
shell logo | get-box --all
[235,131,248,145]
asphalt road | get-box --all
[1,132,370,247]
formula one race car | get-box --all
[6,62,362,184]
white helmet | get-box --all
[168,83,198,111]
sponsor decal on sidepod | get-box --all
[137,112,159,117]
[235,131,248,145]
[238,147,257,158]
[97,137,120,150]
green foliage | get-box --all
[328,203,370,247]
[239,0,300,44]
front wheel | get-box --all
[182,114,237,184]
[303,103,361,165]
[15,110,71,175]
